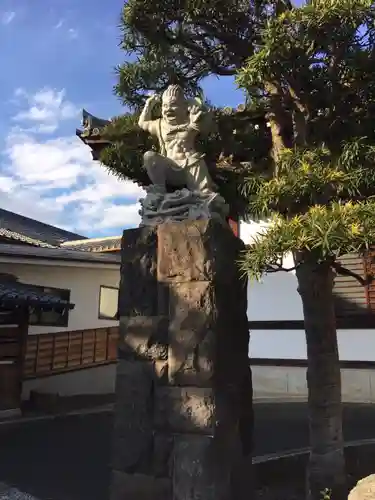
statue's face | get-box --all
[162,97,188,125]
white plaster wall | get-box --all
[0,262,120,334]
[22,361,375,402]
[250,329,375,362]
[247,272,375,361]
[247,270,303,321]
[252,365,375,403]
[240,220,375,362]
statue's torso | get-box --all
[159,121,202,166]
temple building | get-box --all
[0,208,120,417]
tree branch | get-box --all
[192,19,253,59]
[266,264,297,273]
[264,81,291,172]
[332,262,373,286]
[160,27,237,76]
[275,0,293,14]
[266,257,301,273]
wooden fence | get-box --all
[23,326,119,378]
[334,253,368,317]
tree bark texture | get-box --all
[265,81,293,172]
[295,253,346,500]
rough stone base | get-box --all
[112,220,252,500]
[0,483,39,500]
[111,471,171,500]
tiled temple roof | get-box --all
[0,244,121,264]
[0,208,86,246]
[61,236,122,253]
[0,281,75,312]
[0,228,56,248]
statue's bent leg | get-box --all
[186,160,215,193]
[143,151,169,191]
[144,151,187,191]
[165,165,186,188]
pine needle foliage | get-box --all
[236,0,375,278]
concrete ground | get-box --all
[0,403,375,500]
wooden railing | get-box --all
[23,326,119,378]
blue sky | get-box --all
[0,0,246,237]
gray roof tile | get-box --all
[62,236,121,252]
[0,228,57,248]
[0,281,75,311]
[0,244,121,264]
[0,208,85,246]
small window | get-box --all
[29,287,71,327]
[98,286,119,320]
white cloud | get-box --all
[2,11,15,25]
[52,21,78,40]
[54,19,64,29]
[0,175,15,193]
[68,28,78,39]
[13,88,26,99]
[12,88,79,134]
[0,89,144,234]
[2,132,143,233]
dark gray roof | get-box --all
[0,281,75,311]
[0,244,121,264]
[0,208,86,246]
[62,236,121,252]
[0,228,56,248]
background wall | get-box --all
[241,220,375,363]
[22,364,116,399]
[0,262,120,334]
[248,274,375,362]
[13,223,375,402]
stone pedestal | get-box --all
[111,220,252,500]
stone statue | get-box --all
[138,85,215,193]
[138,85,228,225]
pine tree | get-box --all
[237,1,375,498]
[97,1,375,499]
[100,0,277,218]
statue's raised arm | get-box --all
[138,94,160,136]
[187,97,213,135]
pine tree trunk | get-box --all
[295,253,347,500]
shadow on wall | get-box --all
[247,270,375,402]
[247,266,372,326]
[248,263,375,332]
[247,261,375,367]
[247,270,303,322]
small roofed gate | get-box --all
[0,274,74,414]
